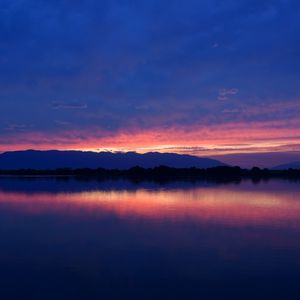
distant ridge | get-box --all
[273,161,300,170]
[0,150,225,170]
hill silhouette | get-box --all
[273,161,300,170]
[0,150,225,170]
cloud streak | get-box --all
[1,119,300,157]
[51,102,88,110]
[218,88,239,101]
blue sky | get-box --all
[1,0,300,165]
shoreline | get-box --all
[0,166,300,183]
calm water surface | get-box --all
[0,177,300,299]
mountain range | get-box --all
[273,161,300,170]
[0,150,225,170]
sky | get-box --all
[1,0,300,166]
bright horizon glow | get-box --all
[1,119,300,158]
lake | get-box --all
[0,177,300,299]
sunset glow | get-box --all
[1,2,300,299]
[1,0,300,167]
[2,119,300,156]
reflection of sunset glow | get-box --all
[1,187,300,227]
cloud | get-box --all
[218,88,239,101]
[4,123,31,132]
[222,109,240,114]
[1,118,300,157]
[51,101,88,110]
[54,120,72,126]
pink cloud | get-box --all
[1,118,300,156]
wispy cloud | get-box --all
[4,123,30,132]
[51,101,88,110]
[218,88,239,101]
[54,120,72,126]
[1,119,300,156]
[222,109,240,114]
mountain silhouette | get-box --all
[273,161,300,170]
[0,150,225,170]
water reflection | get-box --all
[0,178,300,299]
[1,180,300,226]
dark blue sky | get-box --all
[1,0,300,164]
